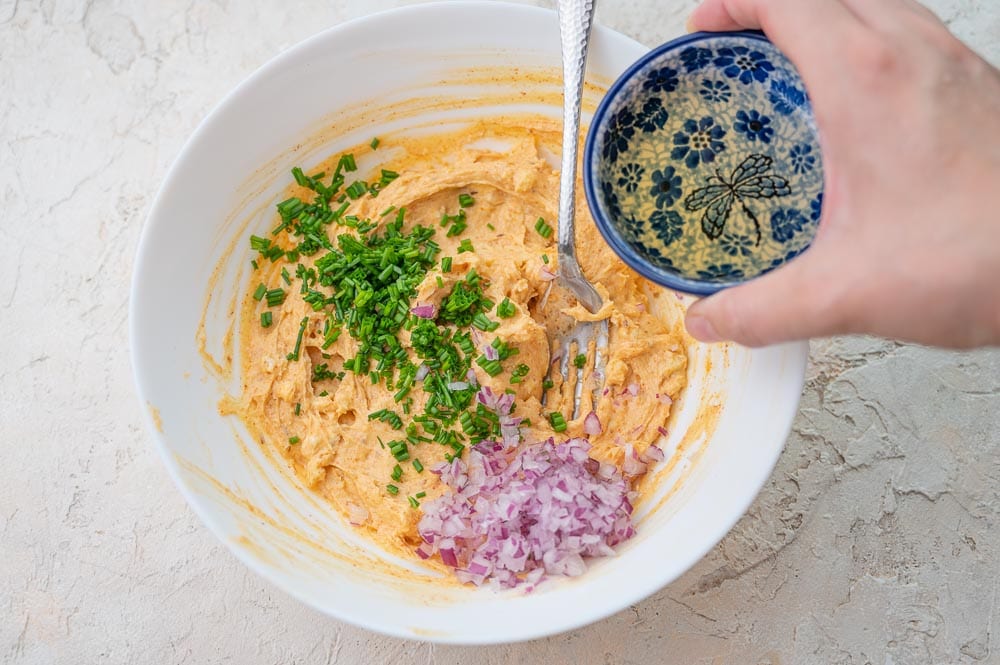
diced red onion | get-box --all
[656,426,669,437]
[622,455,648,477]
[483,344,500,361]
[415,363,430,381]
[641,444,665,464]
[439,547,458,567]
[583,411,602,436]
[539,266,557,281]
[417,437,634,589]
[655,393,673,405]
[624,382,639,397]
[466,368,478,386]
[598,462,617,480]
[447,381,470,391]
[411,303,437,319]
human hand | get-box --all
[682,0,1000,349]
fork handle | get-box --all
[557,0,603,314]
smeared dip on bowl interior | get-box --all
[229,118,688,589]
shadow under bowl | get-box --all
[584,31,824,296]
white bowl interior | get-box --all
[130,1,807,644]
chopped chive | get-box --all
[415,491,426,499]
[542,378,554,390]
[345,180,368,199]
[471,312,499,332]
[370,137,380,149]
[549,411,568,432]
[573,353,587,369]
[292,167,312,187]
[281,267,291,285]
[294,402,301,416]
[496,298,516,318]
[542,254,549,264]
[441,256,452,273]
[265,288,286,307]
[509,363,529,384]
[408,496,420,509]
[337,153,357,174]
[436,275,444,288]
[486,223,495,231]
[251,259,259,270]
[476,357,502,377]
[386,484,399,495]
[391,464,403,482]
[288,436,300,444]
[457,239,474,254]
[286,316,308,361]
[413,459,424,473]
[253,283,267,301]
[260,311,273,328]
[458,193,475,208]
[534,217,553,239]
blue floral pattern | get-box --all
[594,34,823,286]
[650,166,683,208]
[680,47,713,73]
[698,79,731,104]
[810,193,823,222]
[770,208,808,243]
[617,163,645,193]
[619,214,646,243]
[672,116,726,168]
[635,97,669,133]
[643,66,680,94]
[650,209,685,246]
[602,107,636,164]
[697,264,746,281]
[768,79,808,116]
[714,46,775,85]
[789,143,816,174]
[720,232,755,257]
[734,110,774,143]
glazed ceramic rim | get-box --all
[584,30,796,297]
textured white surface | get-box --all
[2,1,999,663]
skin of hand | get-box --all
[682,0,1000,349]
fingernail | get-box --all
[686,314,722,343]
[685,15,697,33]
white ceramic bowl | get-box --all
[130,1,807,644]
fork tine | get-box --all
[542,319,608,420]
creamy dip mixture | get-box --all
[229,118,688,568]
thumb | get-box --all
[684,249,848,347]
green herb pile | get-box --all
[247,146,566,502]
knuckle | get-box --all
[850,39,907,81]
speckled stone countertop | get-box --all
[3,1,999,663]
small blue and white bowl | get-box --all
[584,31,824,296]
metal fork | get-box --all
[542,0,608,420]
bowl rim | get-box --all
[583,30,795,297]
[130,12,808,643]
